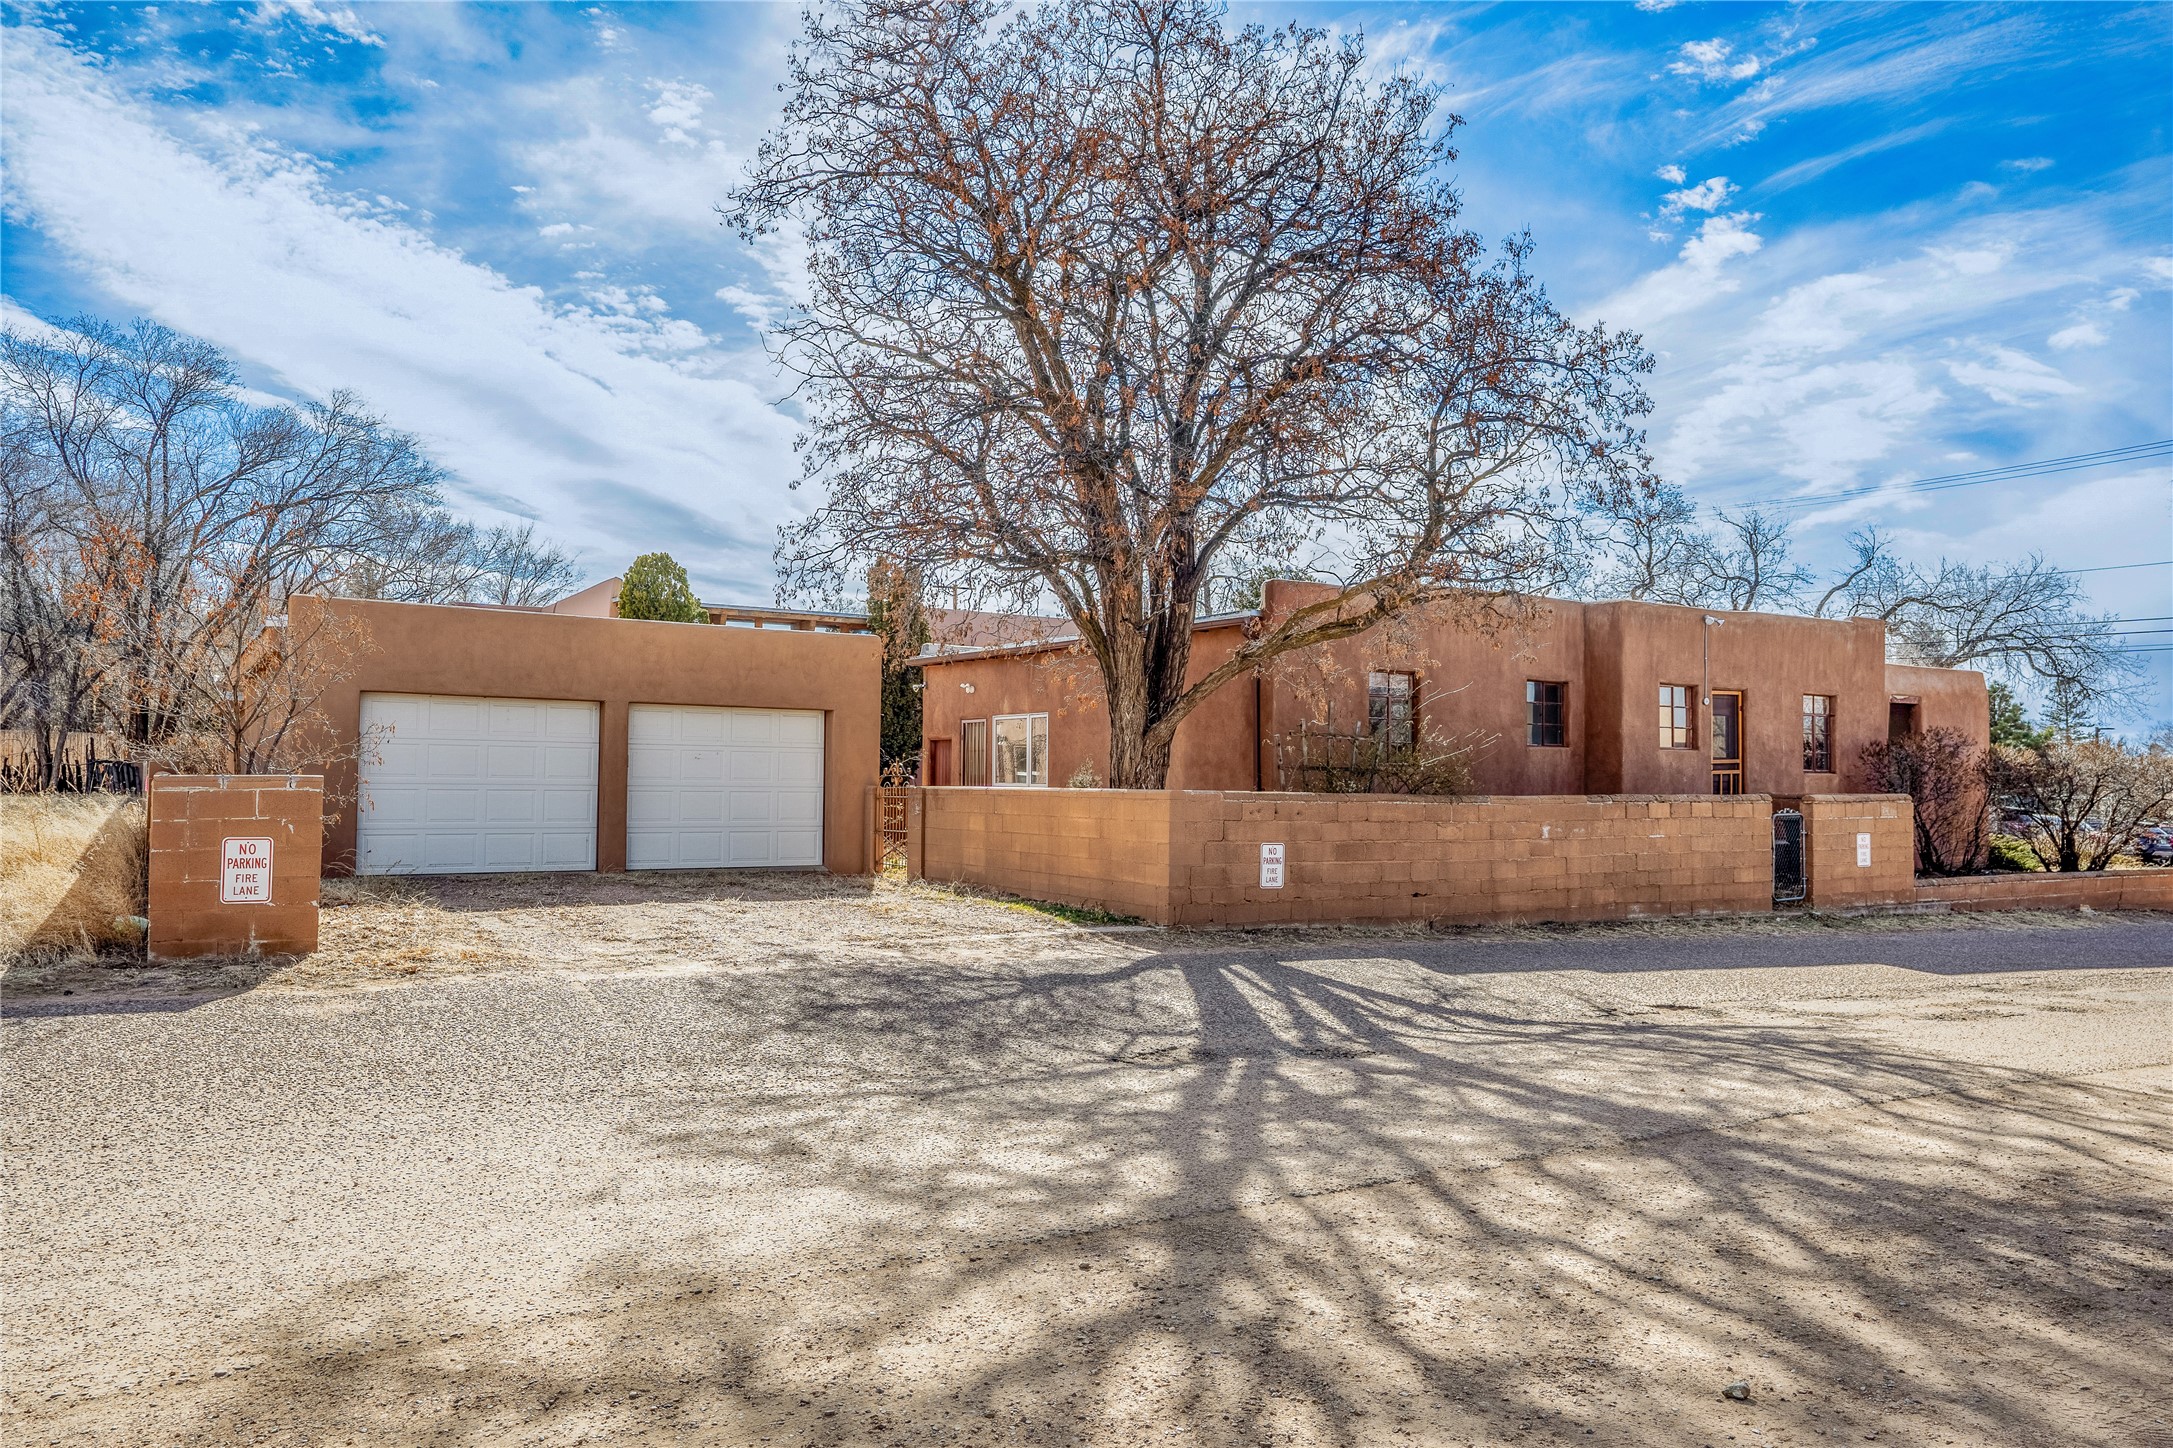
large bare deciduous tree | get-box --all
[729,0,1656,787]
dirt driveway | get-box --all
[5,874,2171,1447]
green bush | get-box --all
[1986,834,2042,872]
[617,552,707,623]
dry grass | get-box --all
[0,792,147,960]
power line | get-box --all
[1702,441,2173,517]
[2059,559,2172,575]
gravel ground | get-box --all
[4,874,2171,1447]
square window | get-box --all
[1368,671,1417,751]
[992,714,1048,786]
[1527,680,1567,748]
[1659,684,1694,749]
[1802,695,1834,773]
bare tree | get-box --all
[730,0,1654,786]
[1987,738,2173,872]
[1814,530,2135,713]
[0,315,581,778]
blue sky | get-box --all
[3,1,2169,718]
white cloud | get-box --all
[2146,256,2173,283]
[1634,0,1679,11]
[0,23,798,594]
[253,0,383,47]
[2047,322,2107,351]
[1654,163,1687,184]
[2000,156,2055,173]
[1595,212,1765,326]
[1944,345,2081,406]
[645,80,712,146]
[1660,175,1736,217]
[1669,38,1764,84]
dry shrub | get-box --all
[0,792,147,958]
[1273,724,1490,796]
[1860,728,1988,876]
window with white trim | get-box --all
[991,713,1049,786]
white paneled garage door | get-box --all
[627,705,824,869]
[357,694,598,875]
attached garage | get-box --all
[357,694,599,875]
[626,705,824,868]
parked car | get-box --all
[2134,825,2173,865]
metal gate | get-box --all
[874,787,913,872]
[1772,808,1805,904]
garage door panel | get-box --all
[359,694,597,875]
[627,705,823,869]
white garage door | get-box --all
[357,694,598,875]
[627,705,824,869]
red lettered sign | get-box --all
[221,837,274,904]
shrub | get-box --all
[1859,728,1989,875]
[1272,723,1487,796]
[0,793,147,958]
[1985,834,2041,873]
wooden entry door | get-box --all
[1711,690,1745,795]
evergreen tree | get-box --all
[866,558,930,773]
[1987,681,2052,750]
[617,553,707,623]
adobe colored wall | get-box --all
[148,774,323,959]
[1885,663,1989,743]
[1792,793,1915,908]
[917,626,1260,790]
[1166,792,1774,926]
[912,786,1176,921]
[919,587,1984,803]
[291,595,881,876]
[909,789,1775,926]
[1914,870,2173,913]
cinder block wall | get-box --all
[915,787,1177,922]
[1167,792,1774,926]
[148,775,323,959]
[912,789,1776,926]
[1797,794,1914,908]
[1914,870,2173,912]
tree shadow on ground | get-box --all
[109,943,2173,1446]
[329,868,880,916]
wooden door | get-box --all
[1711,690,1744,795]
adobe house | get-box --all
[289,592,880,877]
[913,580,1987,797]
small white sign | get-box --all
[1856,832,1872,869]
[1259,841,1286,890]
[221,837,274,904]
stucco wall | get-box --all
[1885,662,1989,744]
[918,587,1975,801]
[917,627,1259,790]
[291,595,881,876]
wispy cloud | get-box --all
[0,22,796,597]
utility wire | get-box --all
[1700,441,2172,517]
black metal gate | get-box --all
[1772,809,1805,904]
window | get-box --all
[992,713,1049,786]
[960,719,989,787]
[1802,695,1834,773]
[1367,671,1417,751]
[1659,684,1694,749]
[1526,680,1567,747]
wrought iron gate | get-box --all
[1772,808,1805,904]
